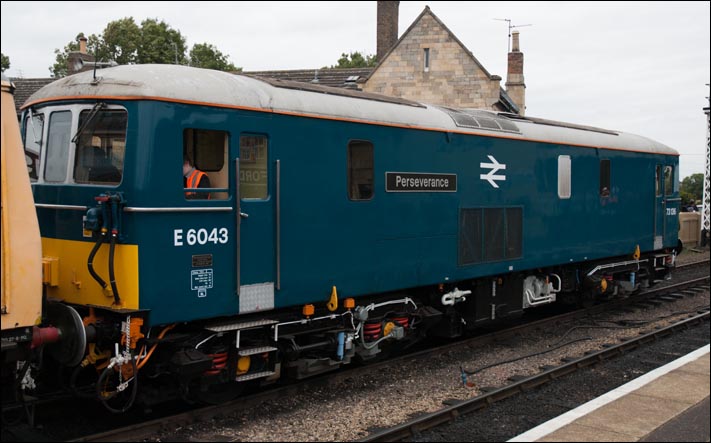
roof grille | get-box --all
[440,107,520,133]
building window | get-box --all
[348,140,374,200]
[558,155,571,199]
[599,159,611,197]
[424,48,430,72]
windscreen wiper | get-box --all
[71,102,106,144]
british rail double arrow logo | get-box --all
[480,155,506,188]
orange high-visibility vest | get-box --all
[185,169,210,199]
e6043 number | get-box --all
[174,228,228,246]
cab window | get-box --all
[184,129,230,200]
[24,112,44,181]
[239,134,268,200]
[44,111,71,182]
[664,166,673,196]
[73,109,127,185]
[348,140,374,200]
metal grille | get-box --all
[459,207,523,265]
[484,208,506,261]
[440,107,520,133]
[459,209,482,265]
[505,207,523,258]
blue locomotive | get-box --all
[11,64,679,410]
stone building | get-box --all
[12,3,526,116]
[363,3,525,114]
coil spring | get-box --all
[392,316,409,328]
[204,352,228,376]
[363,321,382,341]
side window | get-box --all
[599,159,611,197]
[184,129,230,200]
[557,155,571,199]
[348,140,374,200]
[24,112,44,182]
[664,166,673,196]
[44,111,72,183]
[239,134,268,200]
[655,165,662,196]
[74,109,127,185]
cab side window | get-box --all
[184,129,229,200]
[239,135,269,200]
[348,140,374,200]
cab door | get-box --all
[236,133,276,314]
[654,164,680,250]
[654,165,664,249]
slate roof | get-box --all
[10,77,55,117]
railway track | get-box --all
[358,309,710,442]
[61,260,709,442]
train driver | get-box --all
[183,154,211,199]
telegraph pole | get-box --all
[701,84,710,246]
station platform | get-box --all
[509,345,710,442]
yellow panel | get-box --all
[41,238,139,310]
[1,79,43,330]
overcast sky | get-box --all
[1,1,709,179]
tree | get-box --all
[97,17,141,65]
[680,173,704,202]
[49,18,238,76]
[328,51,377,69]
[1,53,9,73]
[189,43,240,71]
[137,18,187,65]
[50,33,98,78]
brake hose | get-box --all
[87,229,108,290]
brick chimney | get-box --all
[505,30,526,115]
[67,35,96,76]
[377,1,399,62]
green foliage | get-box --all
[50,18,239,77]
[189,43,240,71]
[138,18,187,64]
[328,51,378,69]
[1,53,10,73]
[50,33,83,77]
[680,173,704,202]
[97,17,141,65]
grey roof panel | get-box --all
[24,64,678,156]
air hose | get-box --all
[87,230,109,290]
[108,231,120,305]
[96,357,138,414]
[108,196,121,305]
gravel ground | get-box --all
[414,320,710,442]
[676,245,710,265]
[150,265,710,443]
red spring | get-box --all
[363,322,382,341]
[204,352,228,376]
[392,317,409,328]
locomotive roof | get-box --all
[23,64,677,156]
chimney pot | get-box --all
[511,30,520,52]
[79,36,88,54]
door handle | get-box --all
[240,212,249,219]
